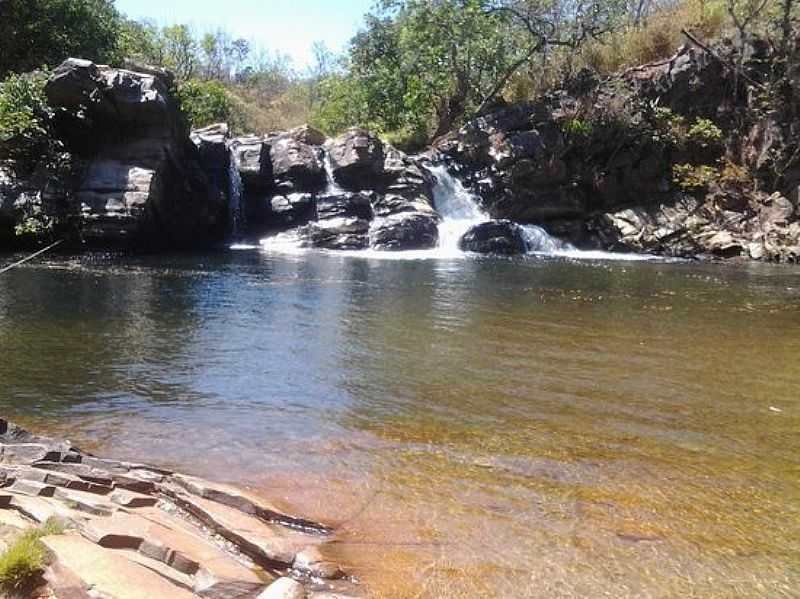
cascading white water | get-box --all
[227,148,245,239]
[427,164,489,252]
[256,158,655,261]
[427,163,572,254]
[322,148,343,194]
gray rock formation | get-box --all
[435,35,800,262]
[41,58,226,247]
[327,128,385,190]
[459,220,528,255]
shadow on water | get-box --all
[1,249,799,597]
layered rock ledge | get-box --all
[0,420,357,599]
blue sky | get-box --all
[115,0,375,68]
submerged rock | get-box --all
[0,419,358,599]
[459,220,528,255]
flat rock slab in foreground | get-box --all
[0,420,358,599]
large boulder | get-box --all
[327,128,385,190]
[42,58,226,248]
[298,192,373,250]
[370,212,439,250]
[270,137,324,192]
[459,220,528,255]
[230,136,272,191]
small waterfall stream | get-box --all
[427,164,489,252]
[428,163,571,254]
[322,148,343,194]
[227,148,245,239]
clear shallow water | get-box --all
[1,249,799,597]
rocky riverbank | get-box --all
[0,420,357,598]
[435,33,800,261]
[1,31,798,261]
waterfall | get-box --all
[427,164,489,252]
[427,163,572,255]
[256,157,650,260]
[519,224,571,253]
[227,147,245,239]
[322,148,343,194]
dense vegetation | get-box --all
[0,0,797,149]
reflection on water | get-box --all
[1,250,799,597]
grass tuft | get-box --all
[0,518,65,592]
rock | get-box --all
[459,220,528,255]
[162,486,306,567]
[77,160,160,241]
[230,135,273,191]
[191,123,231,206]
[293,546,343,579]
[302,219,371,250]
[370,212,439,250]
[270,193,315,227]
[316,192,373,221]
[270,137,324,192]
[299,192,374,249]
[327,128,385,190]
[42,533,196,599]
[41,59,227,248]
[286,125,326,146]
[258,577,307,599]
[0,421,352,597]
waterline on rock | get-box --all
[253,162,660,262]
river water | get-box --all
[0,249,798,597]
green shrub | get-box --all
[0,518,65,592]
[176,79,237,129]
[673,163,718,191]
[0,71,54,162]
[561,118,593,137]
[687,117,723,148]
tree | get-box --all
[315,0,625,141]
[0,0,123,77]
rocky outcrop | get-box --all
[270,136,325,193]
[300,192,373,250]
[459,220,528,255]
[214,124,440,250]
[327,128,385,190]
[0,420,358,599]
[42,58,226,247]
[435,33,800,261]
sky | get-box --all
[114,0,375,68]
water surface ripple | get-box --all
[0,250,798,597]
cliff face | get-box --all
[435,32,800,261]
[1,58,226,250]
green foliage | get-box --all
[0,71,63,174]
[0,0,123,78]
[561,118,594,137]
[687,117,723,147]
[0,73,50,146]
[673,163,719,191]
[176,79,237,129]
[0,518,65,592]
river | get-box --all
[0,249,798,597]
